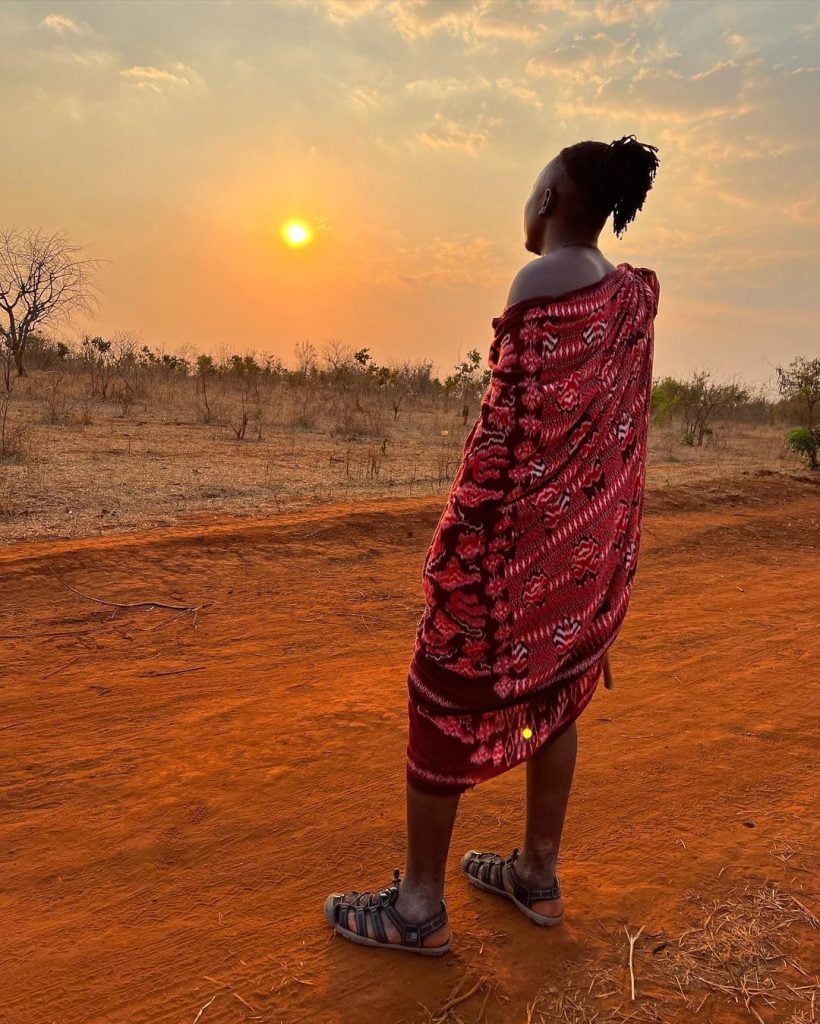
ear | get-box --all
[537,187,552,217]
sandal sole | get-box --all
[460,851,564,928]
[324,894,451,956]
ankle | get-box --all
[398,876,444,910]
[517,848,557,880]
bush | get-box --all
[785,427,819,469]
[42,373,74,424]
[651,377,682,424]
[0,389,26,462]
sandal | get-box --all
[324,868,451,956]
[460,847,563,927]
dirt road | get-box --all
[1,472,818,1024]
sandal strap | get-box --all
[383,899,448,947]
[335,870,448,948]
[468,851,505,890]
[366,903,389,944]
[507,849,561,906]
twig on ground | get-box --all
[788,895,819,928]
[192,994,217,1024]
[476,985,492,1023]
[45,564,204,613]
[232,992,256,1012]
[42,655,81,679]
[0,629,92,639]
[139,666,207,678]
[433,975,490,1020]
[625,925,645,1001]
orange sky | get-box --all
[2,0,818,386]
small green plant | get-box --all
[785,426,819,469]
[651,376,682,424]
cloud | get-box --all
[495,77,544,108]
[404,74,492,98]
[528,0,663,26]
[40,13,81,35]
[465,3,543,44]
[388,0,541,44]
[782,198,820,226]
[526,31,642,82]
[404,72,543,110]
[724,31,755,57]
[389,0,474,40]
[590,0,665,27]
[71,48,118,70]
[119,63,203,93]
[323,0,382,24]
[347,85,382,110]
[414,112,496,154]
[320,0,660,50]
[551,58,755,127]
[794,9,819,39]
[376,233,503,287]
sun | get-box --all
[280,219,313,248]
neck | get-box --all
[539,227,600,257]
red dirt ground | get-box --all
[2,471,818,1024]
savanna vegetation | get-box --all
[0,225,817,542]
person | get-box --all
[324,135,661,955]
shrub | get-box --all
[0,389,25,462]
[785,426,819,469]
[776,356,820,429]
[42,373,74,424]
[651,376,682,424]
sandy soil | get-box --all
[1,471,818,1024]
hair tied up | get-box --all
[607,134,659,159]
[599,134,660,238]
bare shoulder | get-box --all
[505,254,618,307]
[505,258,554,307]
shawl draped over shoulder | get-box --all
[406,262,660,795]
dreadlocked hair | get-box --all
[559,134,660,239]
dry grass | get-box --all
[531,868,818,1024]
[0,368,812,544]
[409,842,819,1024]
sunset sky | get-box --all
[2,0,818,386]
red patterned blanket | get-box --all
[406,262,660,795]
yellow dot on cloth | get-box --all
[522,727,533,739]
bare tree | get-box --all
[677,368,749,446]
[294,339,318,377]
[321,338,356,374]
[0,227,101,385]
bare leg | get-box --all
[498,720,578,917]
[342,782,458,947]
[401,781,461,908]
[522,719,578,875]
